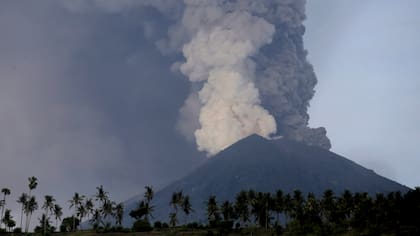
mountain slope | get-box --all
[123,135,409,226]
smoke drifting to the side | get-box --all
[175,0,331,155]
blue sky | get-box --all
[305,0,420,187]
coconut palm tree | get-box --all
[24,196,38,233]
[100,199,115,224]
[77,204,88,230]
[285,193,293,224]
[53,204,63,230]
[69,192,84,231]
[114,203,124,226]
[273,190,284,225]
[84,198,94,222]
[16,193,28,229]
[95,185,108,204]
[321,189,336,226]
[169,212,177,227]
[291,190,304,224]
[42,195,55,235]
[234,190,249,226]
[2,209,15,232]
[0,188,11,228]
[221,201,234,222]
[181,195,193,224]
[169,191,183,227]
[129,200,153,221]
[89,209,102,229]
[144,186,154,203]
[206,195,220,223]
[25,176,38,233]
[304,192,321,230]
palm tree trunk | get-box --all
[28,212,33,233]
[72,213,75,232]
[20,206,24,229]
[25,189,31,233]
[44,211,48,235]
[0,195,5,228]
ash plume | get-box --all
[60,0,331,155]
[175,0,331,155]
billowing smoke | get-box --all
[177,1,278,155]
[174,0,331,155]
[60,0,331,155]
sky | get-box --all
[0,0,419,230]
[305,0,420,188]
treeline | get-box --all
[1,177,420,235]
[130,188,420,235]
[0,177,124,234]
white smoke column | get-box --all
[180,2,277,156]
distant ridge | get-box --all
[122,134,409,226]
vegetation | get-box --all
[1,177,420,235]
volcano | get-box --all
[122,135,409,226]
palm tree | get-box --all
[77,204,87,230]
[206,195,220,223]
[181,195,193,224]
[89,209,102,229]
[0,188,11,228]
[304,192,321,230]
[84,198,94,224]
[101,199,115,224]
[16,193,28,229]
[169,191,183,227]
[321,189,336,226]
[144,186,154,203]
[283,193,292,225]
[24,196,38,233]
[25,176,38,233]
[53,204,63,230]
[95,185,108,204]
[69,192,84,231]
[274,190,284,225]
[262,192,272,229]
[291,190,304,225]
[169,212,177,227]
[2,209,15,232]
[114,203,124,226]
[235,190,249,227]
[42,195,56,235]
[221,201,235,222]
[129,200,154,222]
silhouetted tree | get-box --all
[0,188,10,228]
[16,193,28,229]
[42,195,55,234]
[53,204,63,230]
[234,190,249,227]
[69,192,84,231]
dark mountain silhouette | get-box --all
[122,134,409,226]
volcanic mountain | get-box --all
[122,135,409,226]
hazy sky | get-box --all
[305,0,420,188]
[0,0,419,229]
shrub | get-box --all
[154,221,162,229]
[132,219,153,232]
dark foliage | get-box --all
[132,219,152,232]
[59,216,79,232]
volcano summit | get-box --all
[122,135,408,226]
